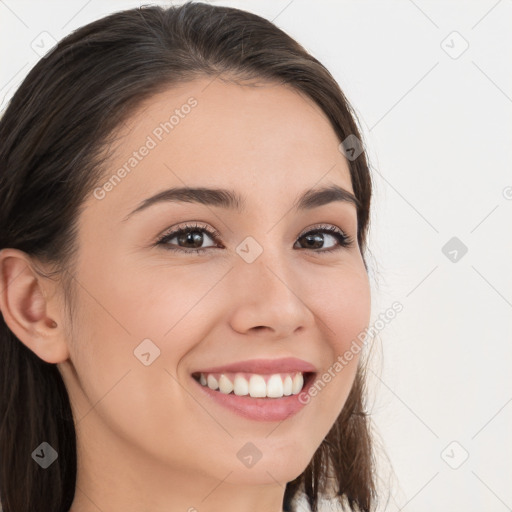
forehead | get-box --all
[87,77,353,219]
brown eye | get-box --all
[156,223,221,254]
[295,225,353,253]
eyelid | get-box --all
[157,221,220,243]
[298,223,348,239]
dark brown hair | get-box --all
[0,2,375,511]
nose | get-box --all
[227,250,315,339]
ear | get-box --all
[0,248,70,364]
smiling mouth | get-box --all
[191,371,315,399]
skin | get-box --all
[0,76,371,512]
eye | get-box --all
[294,224,354,253]
[155,222,354,254]
[155,222,222,254]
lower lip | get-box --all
[191,373,315,422]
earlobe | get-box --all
[0,248,69,364]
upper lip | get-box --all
[192,357,317,375]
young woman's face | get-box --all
[58,77,371,497]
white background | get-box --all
[1,1,511,511]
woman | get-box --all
[0,2,375,511]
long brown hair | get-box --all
[0,2,375,511]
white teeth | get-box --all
[207,374,219,390]
[283,375,293,396]
[233,374,249,396]
[218,374,234,394]
[291,373,304,395]
[249,375,267,397]
[266,374,284,398]
[197,371,307,398]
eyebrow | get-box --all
[121,183,360,222]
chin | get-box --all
[220,445,315,486]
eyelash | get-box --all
[155,222,354,255]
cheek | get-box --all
[64,264,211,466]
[302,263,371,420]
[309,261,371,354]
[66,258,224,419]
[74,253,222,351]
